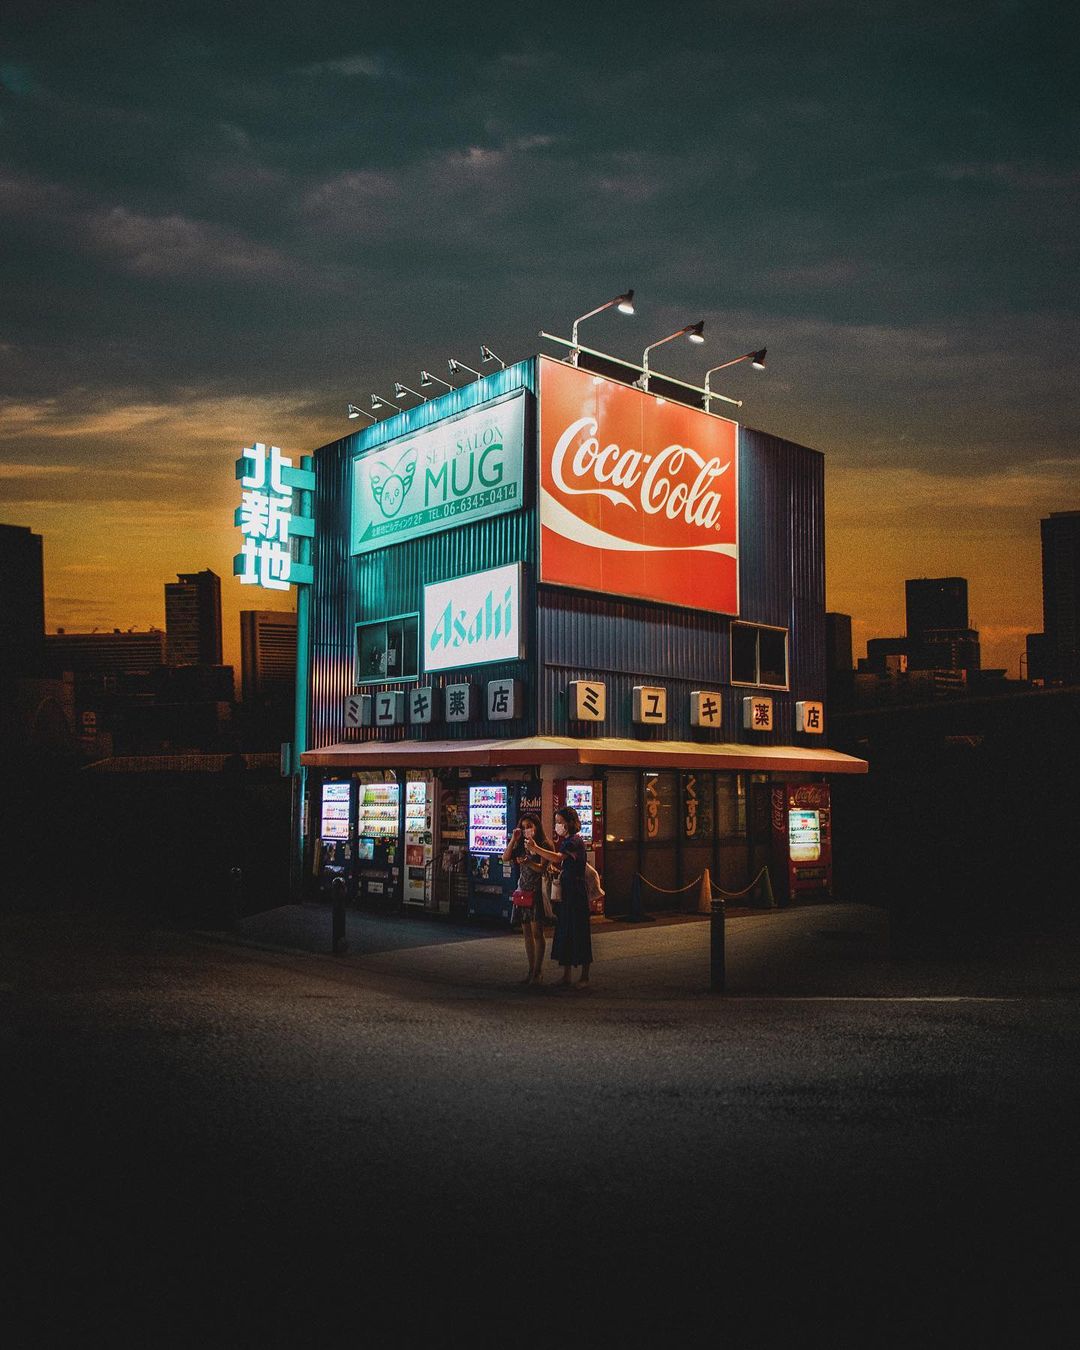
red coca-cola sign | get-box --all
[538,358,739,613]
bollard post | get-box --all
[710,896,726,993]
[331,875,348,955]
[228,867,243,931]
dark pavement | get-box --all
[4,904,1079,1348]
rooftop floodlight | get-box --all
[480,344,505,368]
[569,289,635,365]
[394,381,428,403]
[447,357,481,381]
[370,392,394,413]
[347,403,376,421]
[420,368,453,391]
[636,321,705,392]
[703,347,768,406]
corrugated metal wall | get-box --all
[308,361,538,751]
[538,424,826,745]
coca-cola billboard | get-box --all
[538,358,739,613]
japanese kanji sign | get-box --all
[796,700,824,734]
[487,678,522,720]
[445,682,473,723]
[633,686,667,725]
[233,441,315,591]
[742,696,773,731]
[690,690,722,728]
[569,680,606,722]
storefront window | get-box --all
[731,622,789,689]
[683,771,714,842]
[716,773,746,837]
[355,613,419,683]
[642,772,677,843]
[604,771,638,845]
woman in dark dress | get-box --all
[501,812,554,984]
[526,806,592,987]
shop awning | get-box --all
[301,735,868,775]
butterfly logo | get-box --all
[370,448,417,518]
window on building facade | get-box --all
[355,613,419,684]
[731,622,789,688]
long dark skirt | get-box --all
[551,880,593,968]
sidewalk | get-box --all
[214,901,1080,1001]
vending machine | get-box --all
[355,778,402,907]
[554,779,605,914]
[466,783,516,922]
[404,776,435,910]
[770,782,833,902]
[318,781,353,894]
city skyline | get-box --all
[2,2,1077,675]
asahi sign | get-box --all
[351,390,525,555]
[538,359,739,614]
[423,563,523,673]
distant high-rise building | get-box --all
[1025,632,1048,684]
[0,523,45,678]
[825,613,853,676]
[44,629,166,675]
[1040,511,1080,684]
[905,577,968,637]
[165,570,222,666]
[240,610,297,704]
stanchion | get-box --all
[758,866,777,909]
[331,875,348,954]
[697,868,713,915]
[622,873,656,923]
[710,896,726,993]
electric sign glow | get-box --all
[233,442,314,591]
[423,563,524,672]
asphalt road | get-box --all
[4,908,1079,1348]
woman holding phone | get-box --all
[525,806,592,987]
[502,812,554,984]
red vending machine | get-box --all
[553,779,605,914]
[770,782,833,902]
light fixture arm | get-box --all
[448,358,481,381]
[394,382,428,403]
[703,348,767,402]
[420,369,454,391]
[347,403,376,422]
[637,322,704,392]
[569,290,634,366]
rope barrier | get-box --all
[710,866,771,901]
[634,874,705,896]
[631,866,772,902]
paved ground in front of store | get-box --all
[5,900,1080,1347]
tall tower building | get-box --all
[0,523,45,678]
[240,609,297,704]
[905,577,968,636]
[1041,510,1080,684]
[165,570,223,666]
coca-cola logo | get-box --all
[551,416,732,533]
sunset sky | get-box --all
[2,0,1077,676]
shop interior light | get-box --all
[636,320,705,392]
[394,381,428,403]
[420,369,453,391]
[448,358,481,381]
[569,289,635,366]
[480,345,505,368]
[347,403,376,421]
[703,347,768,406]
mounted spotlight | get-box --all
[370,392,394,413]
[636,321,705,392]
[569,289,635,365]
[480,345,505,369]
[703,347,768,406]
[420,369,453,391]
[347,403,376,421]
[394,381,428,403]
[448,357,481,381]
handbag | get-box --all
[547,873,562,904]
[512,887,534,909]
[585,863,605,903]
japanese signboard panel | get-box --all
[351,390,525,555]
[538,359,739,614]
[423,563,523,673]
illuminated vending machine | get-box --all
[466,783,515,922]
[318,781,353,894]
[554,779,605,914]
[770,782,833,903]
[403,776,435,910]
[355,779,402,907]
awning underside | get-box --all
[301,735,867,775]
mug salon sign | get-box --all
[423,563,523,673]
[351,390,525,555]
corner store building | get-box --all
[297,354,866,917]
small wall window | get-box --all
[355,613,419,684]
[731,622,789,689]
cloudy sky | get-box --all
[2,0,1077,674]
